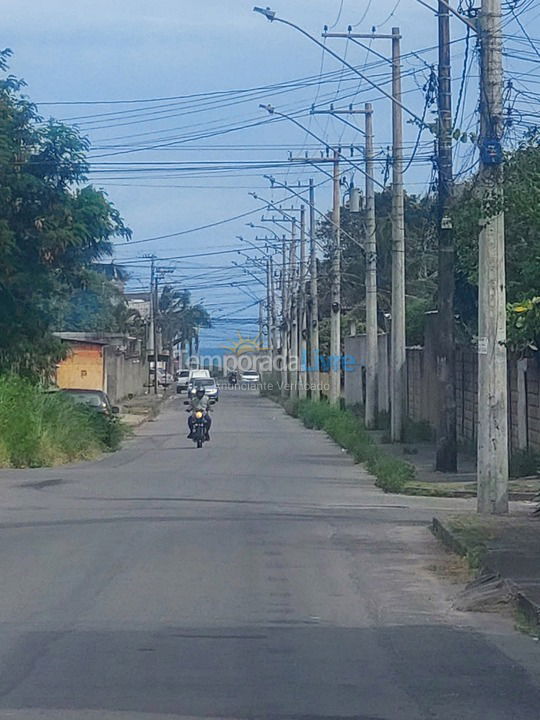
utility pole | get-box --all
[391,27,406,441]
[280,234,289,397]
[364,103,378,429]
[477,0,508,514]
[322,28,406,436]
[153,268,159,395]
[308,179,320,401]
[289,218,299,399]
[298,205,308,400]
[147,255,156,393]
[329,149,341,406]
[269,255,278,355]
[436,1,457,471]
[259,299,264,349]
[266,258,273,359]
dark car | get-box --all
[60,389,120,417]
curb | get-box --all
[431,517,540,632]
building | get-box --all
[54,332,148,403]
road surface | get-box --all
[0,388,539,719]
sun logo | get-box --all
[223,332,262,356]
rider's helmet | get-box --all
[196,386,205,399]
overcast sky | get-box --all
[4,1,536,348]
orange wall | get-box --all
[56,343,105,390]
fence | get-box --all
[344,313,540,455]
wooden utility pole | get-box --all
[390,26,406,441]
[309,179,320,401]
[329,149,341,406]
[477,0,508,514]
[436,1,458,471]
[364,103,378,429]
[298,205,308,399]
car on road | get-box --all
[175,369,190,393]
[60,388,120,417]
[187,377,219,401]
[189,368,211,382]
[240,370,260,384]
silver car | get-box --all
[187,377,219,401]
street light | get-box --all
[253,6,275,20]
[253,8,424,125]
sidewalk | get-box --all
[120,390,171,427]
[370,431,540,500]
[432,512,540,632]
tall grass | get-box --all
[287,398,416,493]
[0,376,117,468]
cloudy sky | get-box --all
[4,1,536,348]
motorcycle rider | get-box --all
[187,385,212,440]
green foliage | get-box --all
[507,297,540,355]
[0,56,131,376]
[293,399,416,493]
[158,285,211,364]
[316,190,438,348]
[0,375,113,467]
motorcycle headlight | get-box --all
[195,411,203,419]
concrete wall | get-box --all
[344,334,390,412]
[345,316,540,455]
[406,330,540,455]
[104,348,148,403]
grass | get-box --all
[0,375,126,468]
[446,515,499,570]
[281,398,416,493]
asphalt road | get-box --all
[0,388,539,719]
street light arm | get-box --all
[254,9,426,126]
[260,104,385,191]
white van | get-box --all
[189,369,211,381]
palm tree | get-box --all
[157,286,211,372]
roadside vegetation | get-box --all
[278,396,416,493]
[0,376,126,468]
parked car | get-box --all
[176,369,190,393]
[187,377,219,401]
[60,389,120,417]
[240,370,260,384]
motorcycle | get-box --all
[190,408,208,448]
[228,372,238,387]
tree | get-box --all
[157,286,211,370]
[0,51,131,376]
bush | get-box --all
[0,375,123,467]
[293,399,415,493]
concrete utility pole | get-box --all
[364,103,378,429]
[280,234,289,397]
[298,205,308,400]
[263,176,320,401]
[146,255,156,392]
[390,27,406,441]
[153,268,159,395]
[289,218,299,399]
[477,0,508,514]
[309,179,320,401]
[329,149,342,406]
[322,28,406,437]
[259,298,264,349]
[314,105,378,424]
[436,1,457,472]
[269,255,278,355]
[266,258,273,359]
